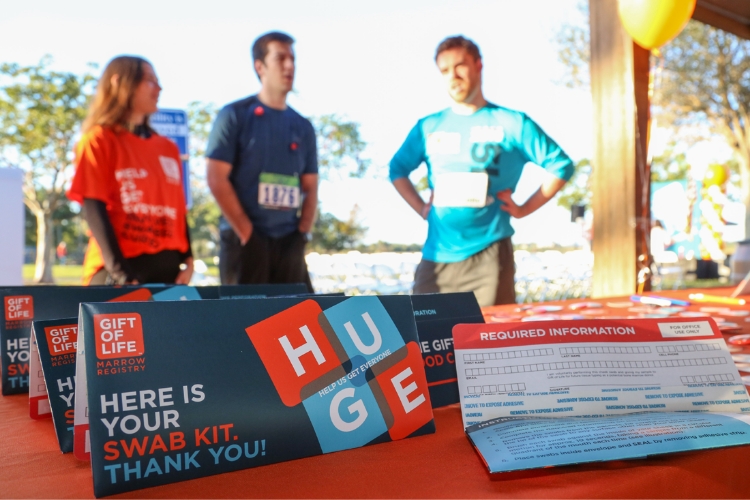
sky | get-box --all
[1,0,728,246]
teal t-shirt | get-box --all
[389,103,574,263]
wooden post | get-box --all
[589,0,651,297]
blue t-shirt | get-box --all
[206,95,318,238]
[389,103,574,263]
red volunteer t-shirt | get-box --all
[68,125,189,283]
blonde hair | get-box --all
[82,55,154,133]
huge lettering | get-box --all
[245,297,432,453]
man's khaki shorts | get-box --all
[413,238,516,307]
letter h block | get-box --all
[246,300,342,407]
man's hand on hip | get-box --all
[497,189,526,218]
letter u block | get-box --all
[151,286,202,301]
[246,300,341,406]
[321,296,404,361]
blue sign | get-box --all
[151,109,191,206]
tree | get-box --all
[651,150,690,183]
[313,114,370,180]
[556,158,591,210]
[186,101,221,259]
[24,195,87,263]
[556,153,690,210]
[657,22,750,236]
[0,57,95,282]
[310,115,371,251]
[555,3,750,237]
[553,1,590,89]
[311,205,368,252]
[187,188,222,259]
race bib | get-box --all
[432,172,489,208]
[258,172,300,210]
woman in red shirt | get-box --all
[69,56,193,285]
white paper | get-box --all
[432,172,489,208]
[453,318,750,428]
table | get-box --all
[484,288,750,336]
[2,288,750,498]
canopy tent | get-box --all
[695,0,750,39]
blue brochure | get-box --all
[466,411,750,473]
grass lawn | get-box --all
[23,264,84,285]
[23,263,220,285]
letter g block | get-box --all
[302,378,387,454]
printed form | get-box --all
[453,318,750,428]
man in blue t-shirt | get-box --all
[390,36,574,306]
[206,31,318,290]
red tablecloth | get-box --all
[483,288,750,336]
[2,288,750,499]
[3,393,750,499]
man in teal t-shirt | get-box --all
[389,36,575,306]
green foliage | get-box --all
[356,241,422,253]
[0,56,96,281]
[0,56,95,166]
[650,150,690,182]
[553,0,590,89]
[656,21,750,137]
[312,114,370,179]
[311,206,368,253]
[187,188,222,259]
[654,20,750,238]
[556,158,591,210]
[186,101,221,259]
[22,264,84,285]
[309,115,371,250]
[414,175,429,193]
[187,101,218,158]
[557,152,697,211]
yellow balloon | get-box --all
[618,0,696,50]
[703,164,728,187]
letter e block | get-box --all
[373,342,433,440]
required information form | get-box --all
[453,317,750,428]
